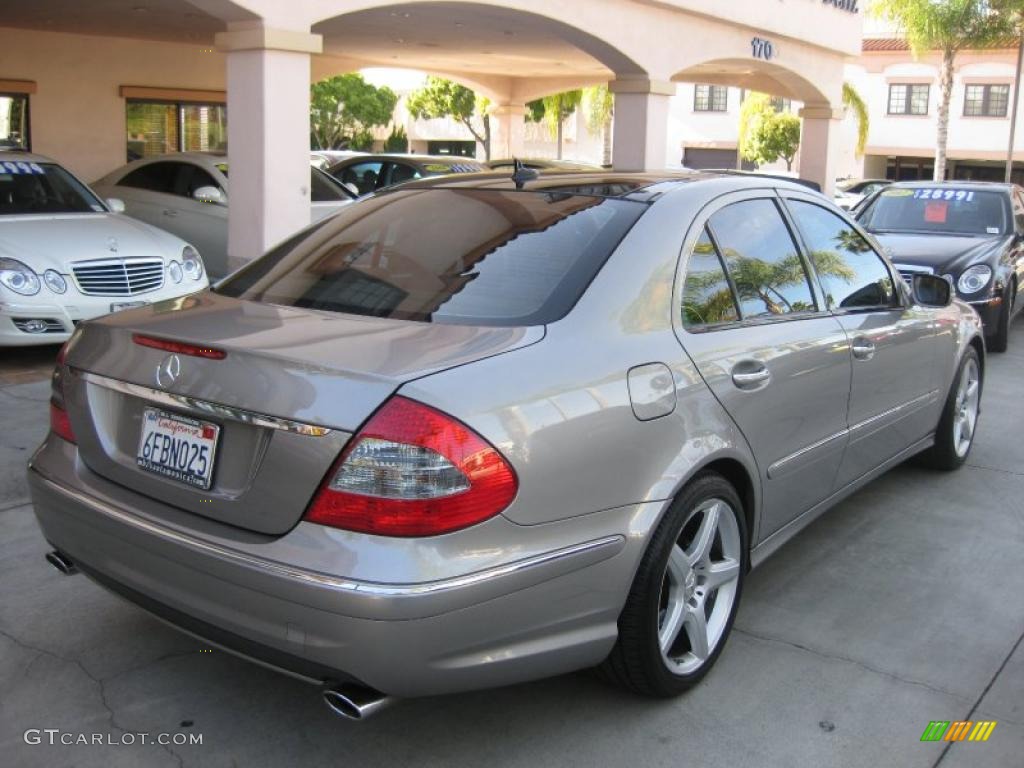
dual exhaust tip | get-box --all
[45,551,392,721]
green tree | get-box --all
[582,84,614,166]
[843,82,870,158]
[310,74,397,150]
[526,90,583,159]
[406,77,492,160]
[870,0,1014,180]
[384,124,409,153]
[739,93,802,170]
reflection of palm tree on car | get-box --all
[684,242,854,323]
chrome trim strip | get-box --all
[848,390,939,435]
[767,429,848,479]
[31,469,624,598]
[78,371,332,437]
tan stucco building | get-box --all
[1,0,863,265]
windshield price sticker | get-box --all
[913,189,974,202]
[1,161,45,175]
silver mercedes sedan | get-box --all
[28,171,984,719]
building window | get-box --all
[694,85,728,112]
[964,84,1010,117]
[0,93,30,150]
[769,96,792,113]
[126,99,227,161]
[887,84,930,115]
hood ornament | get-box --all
[155,354,181,389]
[107,237,118,253]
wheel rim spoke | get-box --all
[685,502,719,567]
[683,604,710,660]
[658,545,689,651]
[702,557,740,591]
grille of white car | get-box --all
[72,258,164,296]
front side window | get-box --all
[683,229,739,328]
[707,199,817,318]
[964,84,1010,117]
[888,84,929,116]
[789,200,896,310]
[694,85,728,112]
[0,161,104,215]
[0,93,30,149]
[216,189,646,326]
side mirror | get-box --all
[106,197,126,213]
[192,186,225,204]
[913,274,953,308]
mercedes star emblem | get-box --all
[155,354,182,389]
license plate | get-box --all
[137,408,219,490]
[111,301,147,313]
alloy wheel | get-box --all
[657,498,741,674]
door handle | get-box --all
[731,364,770,389]
[162,209,178,217]
[851,338,876,360]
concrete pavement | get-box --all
[1,324,1021,768]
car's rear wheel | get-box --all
[600,472,747,696]
[920,347,982,471]
[987,282,1014,354]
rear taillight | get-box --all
[49,342,75,443]
[304,397,518,537]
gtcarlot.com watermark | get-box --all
[24,729,202,747]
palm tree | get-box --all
[843,82,870,158]
[870,0,1013,181]
[542,90,583,160]
[583,85,614,166]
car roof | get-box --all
[381,169,823,201]
[0,148,60,165]
[333,153,484,165]
[887,179,1013,190]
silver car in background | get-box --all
[29,171,984,718]
[93,152,357,278]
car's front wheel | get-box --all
[600,472,747,696]
[920,347,982,470]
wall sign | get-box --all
[822,0,859,13]
[751,37,775,61]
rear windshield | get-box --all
[216,189,645,326]
[859,187,1009,236]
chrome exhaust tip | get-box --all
[45,550,77,575]
[322,684,393,721]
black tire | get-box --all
[919,346,982,471]
[599,471,748,697]
[986,283,1013,354]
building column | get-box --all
[490,104,527,161]
[609,78,675,171]
[798,106,844,196]
[215,23,322,271]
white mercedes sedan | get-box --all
[0,151,208,347]
[93,152,358,278]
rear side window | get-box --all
[788,201,896,310]
[118,162,182,194]
[216,189,645,326]
[683,228,739,328]
[707,199,817,318]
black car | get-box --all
[856,181,1024,351]
[326,153,485,196]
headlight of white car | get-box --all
[0,258,41,296]
[182,246,204,281]
[167,260,183,284]
[43,269,67,294]
[957,265,992,295]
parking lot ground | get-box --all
[1,324,1022,768]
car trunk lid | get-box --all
[61,291,542,534]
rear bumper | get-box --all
[28,439,653,696]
